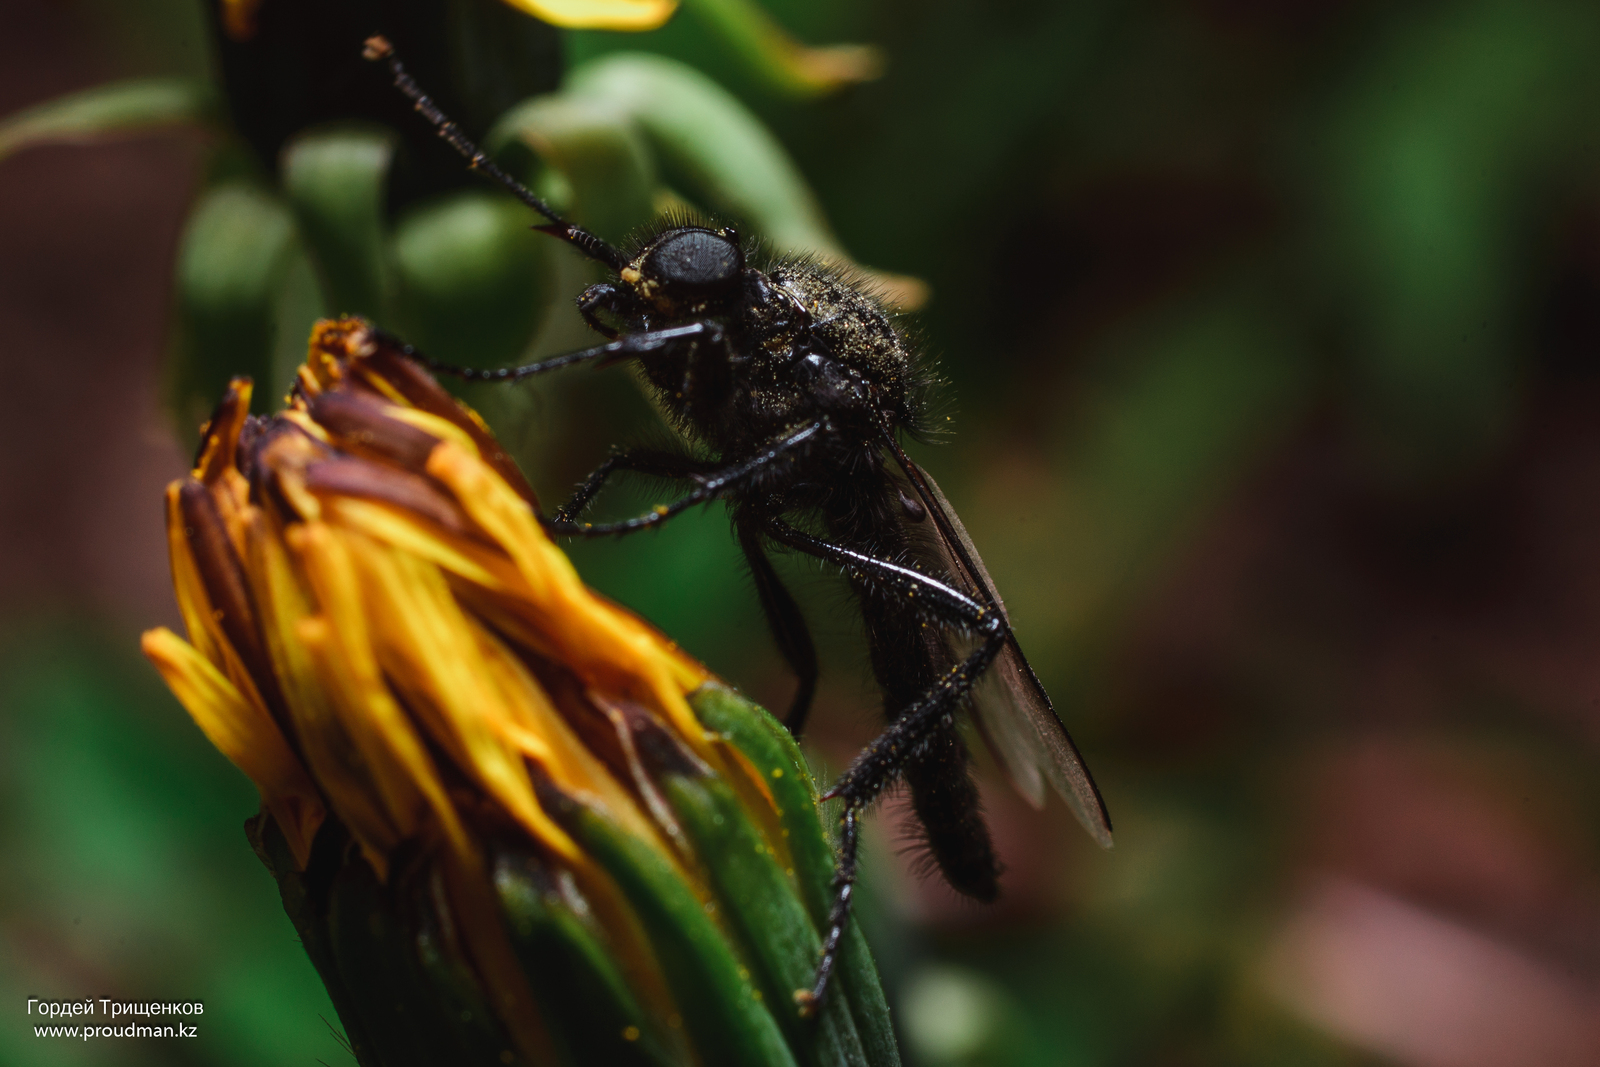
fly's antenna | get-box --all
[362,35,629,272]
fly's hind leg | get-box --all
[795,635,1004,1015]
[763,518,1007,1014]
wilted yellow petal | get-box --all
[279,408,332,446]
[165,484,281,724]
[193,378,252,481]
[165,482,223,667]
[424,442,711,738]
[382,405,481,458]
[291,522,472,860]
[141,627,324,867]
[246,511,402,876]
[499,0,676,32]
[347,529,584,864]
[322,496,510,591]
[469,618,667,852]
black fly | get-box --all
[364,36,1112,1012]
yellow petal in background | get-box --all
[499,0,677,32]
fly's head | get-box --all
[618,226,745,318]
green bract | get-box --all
[250,685,901,1067]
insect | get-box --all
[364,36,1112,1010]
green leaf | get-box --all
[690,685,900,1067]
[391,190,555,369]
[0,77,214,161]
[488,95,658,244]
[171,181,298,431]
[566,54,841,257]
[281,126,396,321]
[679,0,883,98]
[269,243,331,406]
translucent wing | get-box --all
[901,462,1114,849]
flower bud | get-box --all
[143,318,898,1067]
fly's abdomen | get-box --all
[904,728,1000,901]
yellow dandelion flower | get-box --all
[143,317,896,1066]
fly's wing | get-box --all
[906,464,1114,849]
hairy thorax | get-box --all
[765,261,912,410]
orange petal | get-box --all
[142,627,325,868]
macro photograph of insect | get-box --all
[5,1,1600,1066]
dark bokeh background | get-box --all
[5,0,1600,1064]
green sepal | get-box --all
[566,54,843,257]
[492,846,678,1067]
[660,770,868,1067]
[0,77,215,162]
[690,684,901,1067]
[408,865,530,1067]
[556,792,799,1067]
[245,814,382,1067]
[171,181,297,431]
[390,190,555,370]
[488,95,657,244]
[325,856,475,1067]
[281,127,395,321]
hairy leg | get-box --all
[555,448,720,523]
[763,518,1006,1012]
[547,421,828,538]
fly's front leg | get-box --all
[554,449,720,523]
[576,283,623,339]
[545,421,829,539]
[763,518,1006,1013]
[399,320,725,383]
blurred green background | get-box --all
[4,0,1600,1064]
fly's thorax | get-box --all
[767,262,913,412]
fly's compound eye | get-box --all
[643,229,742,293]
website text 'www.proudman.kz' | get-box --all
[28,999,202,1041]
